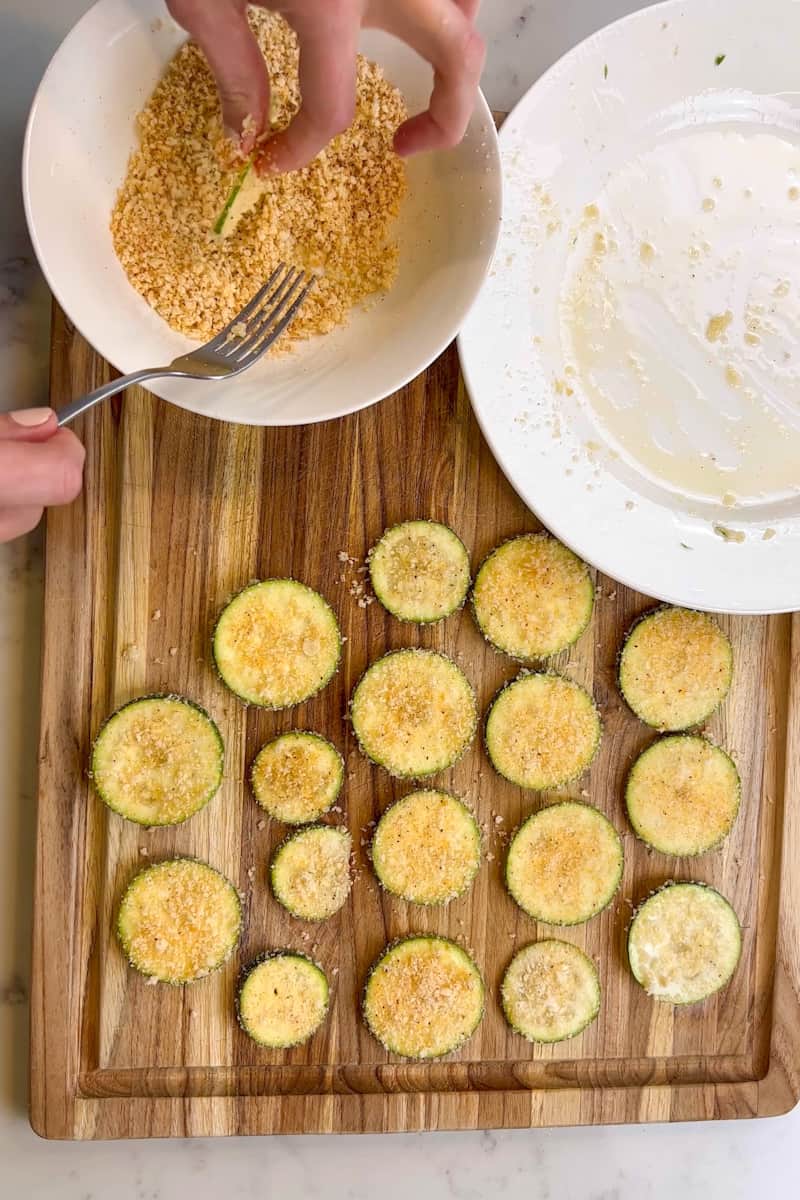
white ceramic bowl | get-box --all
[23,0,501,426]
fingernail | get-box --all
[8,407,53,427]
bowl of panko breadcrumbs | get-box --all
[23,0,501,426]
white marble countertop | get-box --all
[1,1,798,1195]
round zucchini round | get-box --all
[213,579,341,709]
[116,858,241,984]
[270,825,352,921]
[627,882,742,1005]
[91,695,223,826]
[626,735,741,856]
[472,533,594,660]
[506,801,623,925]
[363,935,484,1059]
[351,649,477,778]
[371,790,481,905]
[501,940,601,1043]
[237,952,329,1048]
[618,607,733,731]
[251,731,343,824]
[368,520,470,623]
[486,672,601,790]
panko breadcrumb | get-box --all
[111,10,408,344]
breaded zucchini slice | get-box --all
[270,825,352,921]
[472,533,594,660]
[91,695,223,826]
[351,649,477,778]
[116,858,241,984]
[213,579,341,708]
[363,935,484,1058]
[501,940,600,1043]
[237,952,329,1047]
[628,882,742,1004]
[506,801,623,924]
[626,735,740,856]
[618,607,733,731]
[368,520,470,623]
[486,672,601,790]
[371,790,481,905]
[251,731,343,824]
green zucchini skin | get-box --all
[236,951,330,1048]
[368,519,471,624]
[91,694,224,827]
[212,579,342,709]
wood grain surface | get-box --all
[31,304,800,1139]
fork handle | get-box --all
[56,368,167,427]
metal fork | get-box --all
[56,263,313,426]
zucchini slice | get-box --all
[213,579,341,709]
[117,858,241,984]
[506,801,623,924]
[501,940,601,1043]
[351,649,477,778]
[363,935,484,1058]
[626,735,741,856]
[237,952,329,1047]
[628,882,742,1005]
[371,790,481,905]
[486,672,601,790]
[368,520,470,623]
[91,695,223,826]
[251,731,343,824]
[619,607,733,731]
[472,533,594,660]
[270,825,352,921]
[213,158,266,239]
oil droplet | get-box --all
[763,528,777,541]
[722,491,737,507]
[774,279,791,298]
[744,330,762,347]
[584,203,600,220]
[688,245,702,260]
[789,186,800,201]
[712,176,723,189]
[702,197,716,212]
[639,241,655,264]
[725,365,743,389]
[593,231,608,255]
[744,187,753,198]
[706,311,733,342]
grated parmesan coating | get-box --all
[486,673,601,790]
[251,731,343,823]
[271,826,352,920]
[626,735,740,856]
[619,607,733,731]
[506,801,622,924]
[117,858,241,983]
[371,790,481,905]
[111,10,408,344]
[363,936,484,1058]
[501,939,600,1043]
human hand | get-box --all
[0,408,85,542]
[166,0,485,172]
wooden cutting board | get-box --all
[31,303,800,1139]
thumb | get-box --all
[0,407,59,443]
[167,0,270,144]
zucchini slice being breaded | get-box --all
[506,802,623,925]
[371,790,481,905]
[213,579,341,709]
[237,952,329,1047]
[501,940,600,1043]
[116,858,241,984]
[363,935,484,1058]
[351,649,477,778]
[251,731,343,824]
[618,607,733,731]
[626,736,740,856]
[486,672,601,790]
[270,825,352,921]
[472,533,594,660]
[368,520,470,623]
[627,882,742,1005]
[91,695,223,826]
